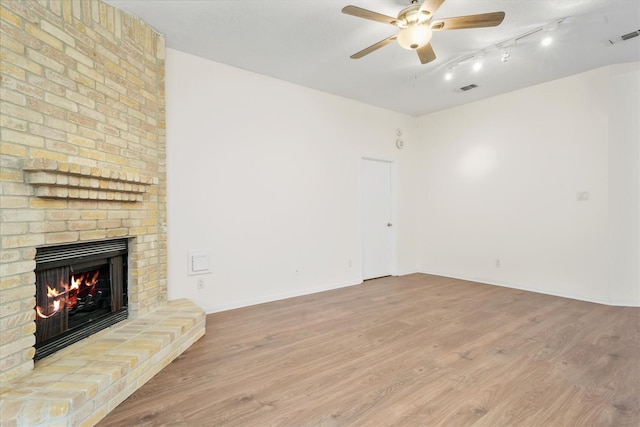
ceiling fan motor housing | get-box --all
[397,4,431,27]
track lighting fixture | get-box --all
[442,18,564,81]
[444,64,457,81]
[500,48,510,62]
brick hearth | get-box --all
[1,299,204,426]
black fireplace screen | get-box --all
[34,239,128,360]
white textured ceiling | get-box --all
[104,0,639,116]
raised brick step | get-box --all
[0,299,205,426]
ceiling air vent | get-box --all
[459,84,478,92]
[609,29,640,44]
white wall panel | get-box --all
[416,64,639,306]
[165,49,418,312]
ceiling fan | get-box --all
[342,0,505,64]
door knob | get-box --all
[387,223,393,227]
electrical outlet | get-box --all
[495,259,501,268]
[576,191,589,201]
[197,278,205,289]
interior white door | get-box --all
[361,158,393,280]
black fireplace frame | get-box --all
[34,239,128,361]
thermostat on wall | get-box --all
[188,250,212,275]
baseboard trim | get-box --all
[203,271,639,313]
[204,279,363,313]
[417,269,640,307]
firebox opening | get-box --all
[34,239,128,361]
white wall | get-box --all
[166,50,638,311]
[416,64,640,306]
[165,49,418,312]
[608,62,640,305]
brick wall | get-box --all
[0,0,167,383]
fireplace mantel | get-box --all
[24,159,158,203]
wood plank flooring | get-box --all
[98,274,640,426]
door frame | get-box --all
[360,156,398,280]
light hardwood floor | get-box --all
[98,274,640,426]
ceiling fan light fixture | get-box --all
[342,2,507,64]
[397,24,433,50]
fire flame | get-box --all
[36,299,62,319]
[35,270,100,319]
[87,270,99,286]
[46,284,64,298]
[71,275,81,290]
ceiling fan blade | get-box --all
[342,5,399,26]
[418,0,446,17]
[431,11,505,30]
[416,43,436,64]
[350,35,397,59]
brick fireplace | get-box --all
[0,1,204,425]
